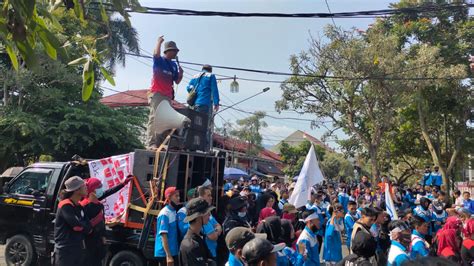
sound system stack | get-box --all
[126,149,225,226]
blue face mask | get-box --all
[95,187,104,198]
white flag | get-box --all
[385,183,398,220]
[288,145,324,209]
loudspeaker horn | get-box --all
[153,100,191,135]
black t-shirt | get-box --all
[179,230,214,266]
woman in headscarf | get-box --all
[258,193,277,223]
[461,218,474,266]
[437,228,462,264]
[280,219,304,266]
[256,216,290,266]
[80,176,133,266]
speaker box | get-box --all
[126,149,225,227]
[175,107,209,132]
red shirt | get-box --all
[150,56,178,99]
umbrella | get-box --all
[224,167,249,181]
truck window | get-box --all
[8,168,53,196]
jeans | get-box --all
[146,92,171,149]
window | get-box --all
[8,168,53,196]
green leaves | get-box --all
[5,44,18,70]
[82,59,95,101]
[68,56,88,66]
[100,66,115,86]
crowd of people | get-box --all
[53,165,474,266]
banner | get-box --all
[385,183,398,220]
[88,152,134,223]
[289,145,324,209]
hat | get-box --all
[187,188,196,199]
[225,227,266,251]
[184,198,215,222]
[163,41,179,53]
[251,176,258,181]
[229,196,247,211]
[85,178,102,193]
[242,238,285,264]
[65,176,85,192]
[165,187,178,199]
[283,204,297,214]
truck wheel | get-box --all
[109,250,144,266]
[5,234,36,266]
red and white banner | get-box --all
[88,152,134,224]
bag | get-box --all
[187,73,205,106]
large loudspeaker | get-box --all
[127,149,225,226]
[153,100,191,135]
[173,107,209,152]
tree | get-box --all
[320,152,353,181]
[277,25,409,182]
[230,111,267,156]
[380,0,473,190]
[0,0,143,100]
[0,53,146,171]
[279,140,326,177]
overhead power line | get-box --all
[119,3,473,18]
[124,52,470,81]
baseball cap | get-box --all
[242,238,285,264]
[229,196,248,211]
[65,176,85,192]
[165,187,178,199]
[225,227,266,251]
[85,178,102,193]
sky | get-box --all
[108,0,395,149]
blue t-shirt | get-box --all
[410,230,429,259]
[226,253,244,266]
[344,212,358,248]
[388,240,410,266]
[202,214,218,257]
[323,219,343,262]
[150,56,178,98]
[177,206,189,240]
[297,226,320,266]
[431,171,443,187]
[154,205,179,257]
[186,72,220,107]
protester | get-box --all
[296,210,321,266]
[177,188,197,239]
[179,198,215,265]
[338,225,377,266]
[186,64,220,113]
[223,196,251,236]
[337,187,350,213]
[387,220,411,266]
[324,203,344,265]
[454,190,463,207]
[413,197,433,242]
[437,227,461,264]
[225,227,266,266]
[242,238,285,266]
[409,215,430,259]
[197,186,222,259]
[422,166,432,187]
[256,216,291,265]
[278,189,290,211]
[146,36,183,150]
[462,191,474,214]
[54,176,92,266]
[350,207,378,260]
[80,176,132,266]
[155,187,180,266]
[282,203,298,224]
[431,166,443,188]
[461,218,474,265]
[431,200,448,234]
[259,193,277,223]
[250,176,262,196]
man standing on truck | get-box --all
[155,187,180,266]
[54,176,94,266]
[146,36,184,150]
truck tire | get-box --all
[109,250,144,266]
[5,234,36,266]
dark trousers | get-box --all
[317,235,323,254]
[54,247,85,266]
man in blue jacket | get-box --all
[186,64,220,114]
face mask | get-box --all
[238,212,246,218]
[95,187,104,198]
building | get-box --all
[271,130,334,154]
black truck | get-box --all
[0,149,225,266]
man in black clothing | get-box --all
[179,198,215,266]
[350,207,378,263]
[54,176,94,266]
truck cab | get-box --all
[0,150,224,266]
